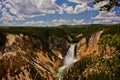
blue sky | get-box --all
[0,0,120,26]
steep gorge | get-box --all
[0,25,119,80]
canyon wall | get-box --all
[0,30,118,80]
[0,34,69,80]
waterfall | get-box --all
[56,44,78,80]
[64,44,76,67]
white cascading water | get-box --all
[56,44,78,80]
[64,44,76,67]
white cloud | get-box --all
[68,0,92,4]
[93,19,119,24]
[1,18,87,26]
[23,21,45,26]
[0,4,2,10]
[93,11,120,20]
[51,19,70,26]
[51,19,86,26]
[1,20,46,26]
[1,20,17,26]
[92,11,120,24]
[72,19,85,25]
[93,19,112,24]
[61,3,91,14]
[1,0,119,26]
[61,3,74,14]
[0,8,15,21]
[0,0,61,20]
[74,3,91,14]
[112,22,119,24]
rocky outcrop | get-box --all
[63,31,120,80]
[0,34,69,80]
[76,30,117,59]
[76,31,103,58]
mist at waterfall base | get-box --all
[56,44,78,80]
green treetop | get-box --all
[94,0,120,11]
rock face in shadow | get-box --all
[0,34,69,80]
[49,36,70,59]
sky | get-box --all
[0,0,120,26]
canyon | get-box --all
[0,25,119,80]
